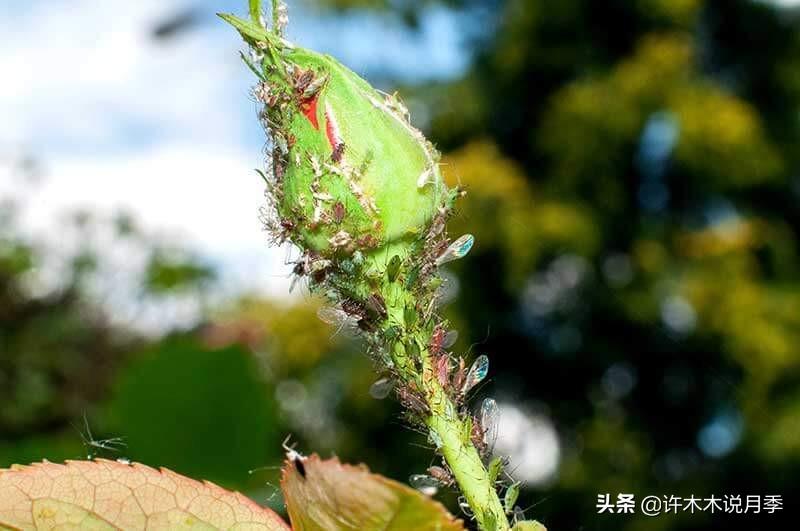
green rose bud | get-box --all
[220,12,452,257]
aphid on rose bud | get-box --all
[281,218,296,233]
[301,74,327,100]
[293,68,315,94]
[307,258,331,275]
[429,326,447,353]
[385,254,402,282]
[384,325,402,341]
[487,456,506,485]
[366,293,387,320]
[356,234,379,248]
[332,201,345,223]
[255,82,271,103]
[331,141,346,163]
[416,168,432,189]
[328,230,352,248]
[427,465,454,487]
[273,132,289,155]
[341,298,368,320]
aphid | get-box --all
[504,483,520,515]
[331,142,346,163]
[404,306,417,327]
[369,376,394,400]
[365,293,387,320]
[416,168,433,189]
[332,201,345,223]
[409,474,438,496]
[294,69,315,95]
[427,466,454,487]
[76,415,126,459]
[434,354,450,388]
[487,456,504,484]
[470,415,488,456]
[275,1,289,34]
[301,74,327,100]
[480,398,500,450]
[451,358,466,394]
[397,386,429,416]
[429,327,446,353]
[307,258,331,274]
[386,254,402,282]
[384,91,411,122]
[435,234,475,266]
[462,354,489,394]
[404,265,420,289]
[283,436,307,479]
[328,230,352,248]
[406,339,420,359]
[384,325,402,341]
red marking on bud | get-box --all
[324,101,345,158]
[301,96,320,129]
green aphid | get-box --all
[404,306,418,327]
[504,483,520,515]
[487,456,504,484]
[404,265,420,289]
[384,325,402,341]
[386,255,402,282]
[406,339,421,359]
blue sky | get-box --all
[0,0,470,321]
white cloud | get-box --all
[0,0,254,152]
[0,0,290,305]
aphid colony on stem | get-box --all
[221,2,525,529]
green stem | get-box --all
[427,377,509,530]
[372,245,510,531]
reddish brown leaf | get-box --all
[281,454,464,531]
[0,459,290,530]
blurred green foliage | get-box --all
[3,1,800,529]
